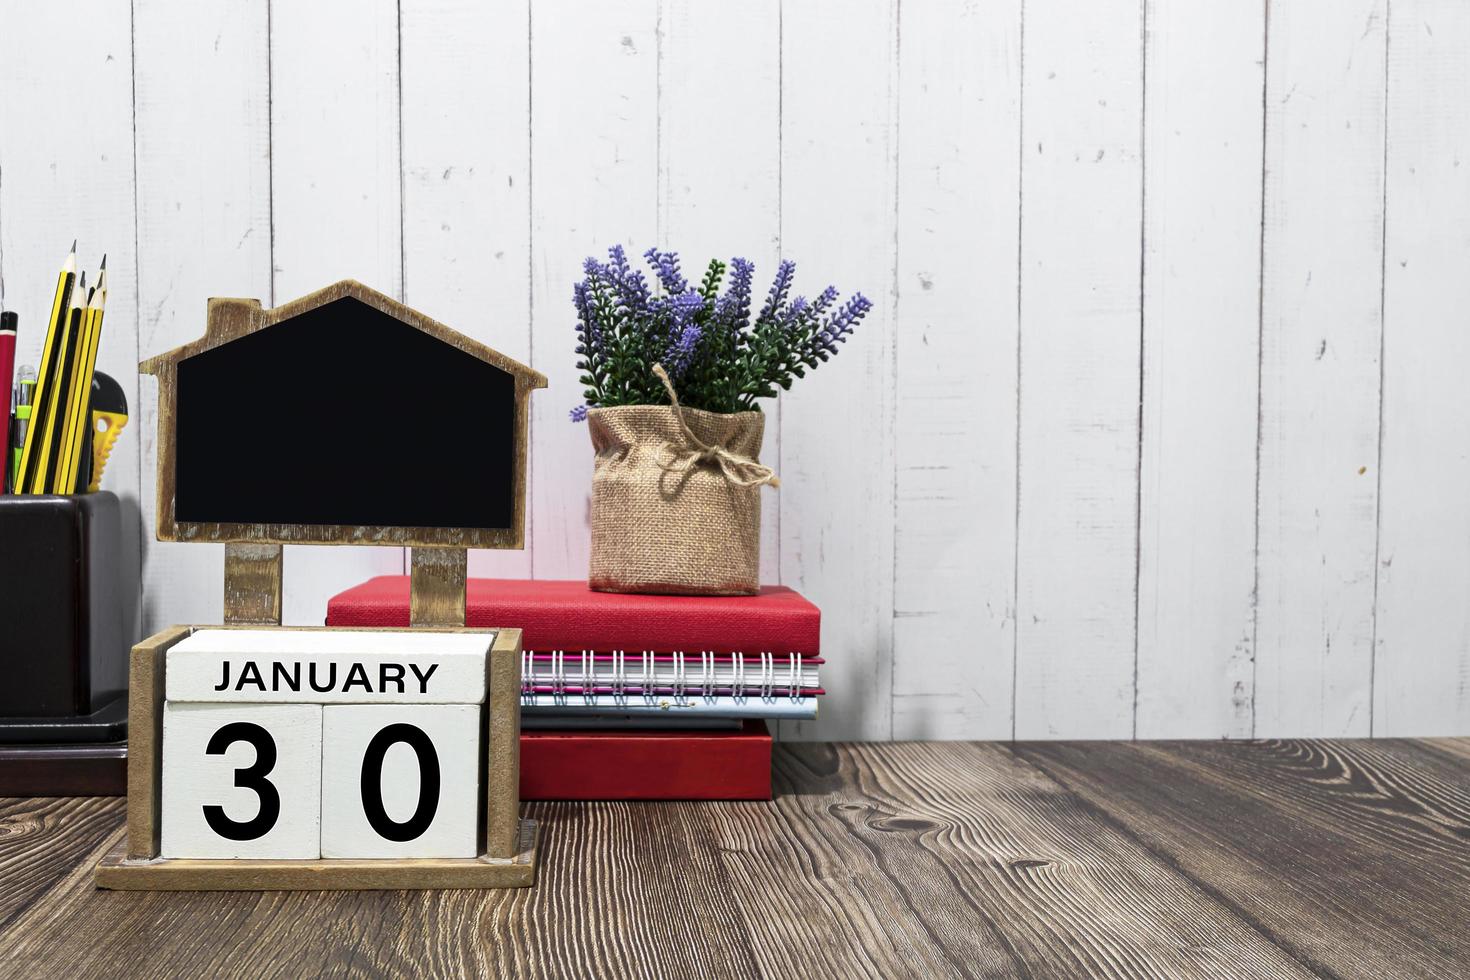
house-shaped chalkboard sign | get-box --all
[141,280,546,551]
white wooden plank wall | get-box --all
[1374,0,1470,737]
[1255,0,1387,737]
[1014,0,1143,739]
[2,0,1467,740]
[1134,0,1264,738]
[891,0,1020,740]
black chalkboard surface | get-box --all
[174,296,515,531]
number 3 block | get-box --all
[319,704,481,859]
[161,703,323,859]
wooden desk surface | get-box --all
[1,738,1467,978]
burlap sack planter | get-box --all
[587,403,772,596]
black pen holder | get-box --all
[0,491,126,740]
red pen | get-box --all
[0,311,16,493]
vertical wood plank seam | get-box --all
[1130,0,1148,740]
[1010,0,1027,743]
[1368,0,1393,737]
[396,0,407,579]
[1249,0,1272,740]
[396,0,406,306]
[1012,745,1347,979]
[888,0,903,742]
[775,0,783,597]
[526,0,536,581]
[655,0,665,248]
[130,0,144,602]
[267,0,276,308]
[775,0,784,743]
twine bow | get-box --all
[652,363,780,489]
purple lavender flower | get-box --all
[606,244,650,315]
[815,293,872,354]
[643,247,687,295]
[757,259,796,326]
[572,243,868,414]
[572,280,604,356]
[661,289,707,379]
[809,284,840,319]
[664,322,704,380]
[715,257,755,337]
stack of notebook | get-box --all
[326,578,822,800]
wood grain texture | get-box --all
[133,0,271,637]
[485,630,523,860]
[1254,0,1388,737]
[409,547,467,627]
[399,0,535,581]
[1019,738,1470,978]
[1014,0,1144,738]
[222,543,282,625]
[126,625,191,860]
[1372,0,1470,736]
[0,797,124,929]
[891,0,1021,740]
[1134,0,1264,738]
[779,0,899,741]
[6,739,1468,976]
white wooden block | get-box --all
[320,704,481,859]
[166,629,491,704]
[161,702,323,859]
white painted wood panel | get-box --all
[0,1,142,642]
[320,703,481,858]
[161,702,323,859]
[269,0,405,624]
[400,0,533,580]
[779,0,899,740]
[891,0,1021,740]
[1013,0,1144,738]
[133,0,271,636]
[1254,0,1386,738]
[1,0,1466,740]
[1134,0,1264,738]
[1373,0,1470,737]
[656,0,783,588]
[166,628,491,703]
[528,0,660,581]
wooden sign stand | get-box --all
[94,282,544,890]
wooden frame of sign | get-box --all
[94,625,535,890]
[96,281,545,889]
[139,279,548,550]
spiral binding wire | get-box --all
[519,649,813,698]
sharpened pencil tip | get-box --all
[99,254,107,270]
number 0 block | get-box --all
[161,702,323,859]
[320,704,481,859]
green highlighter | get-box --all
[9,365,35,492]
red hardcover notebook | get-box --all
[519,720,772,801]
[327,576,821,655]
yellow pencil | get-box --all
[59,260,106,493]
[15,242,76,493]
[33,281,87,492]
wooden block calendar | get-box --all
[95,625,533,889]
[94,281,544,891]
